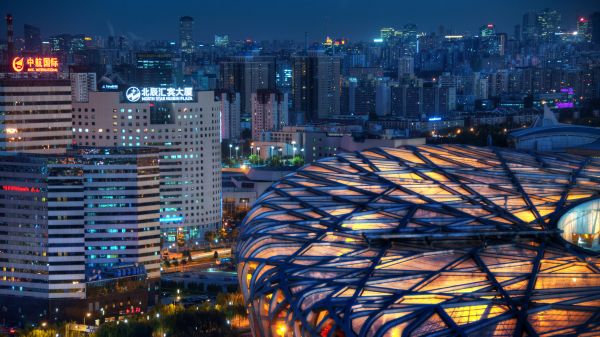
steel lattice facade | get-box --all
[236,145,600,337]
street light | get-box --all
[228,144,233,161]
[270,145,275,158]
[235,146,239,159]
[84,312,91,325]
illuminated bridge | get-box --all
[236,145,600,337]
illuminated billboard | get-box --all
[124,86,194,103]
[12,56,59,73]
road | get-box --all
[161,248,232,274]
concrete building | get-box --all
[0,147,160,323]
[219,56,275,115]
[251,89,288,141]
[81,147,161,280]
[292,53,341,122]
[179,16,194,55]
[216,90,241,141]
[0,75,72,154]
[71,73,97,103]
[72,90,222,245]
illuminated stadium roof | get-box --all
[236,145,600,337]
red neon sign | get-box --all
[12,56,59,73]
[2,185,40,193]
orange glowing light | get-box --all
[11,56,59,73]
[12,57,24,72]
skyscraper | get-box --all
[292,52,341,122]
[179,16,194,54]
[591,12,600,45]
[536,8,561,42]
[219,56,276,115]
[70,73,97,103]
[251,89,288,140]
[577,17,591,43]
[398,56,415,79]
[0,147,160,322]
[72,90,222,245]
[0,75,73,154]
[24,24,41,52]
[217,90,241,141]
[522,12,538,41]
[135,52,174,87]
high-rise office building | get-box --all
[24,24,41,52]
[537,8,561,42]
[391,84,456,119]
[398,56,414,79]
[0,147,160,322]
[216,90,241,141]
[72,90,221,245]
[135,52,173,87]
[251,89,288,141]
[179,16,194,54]
[219,56,276,115]
[401,24,418,55]
[522,12,538,41]
[0,75,72,154]
[214,35,229,47]
[71,73,97,103]
[591,12,600,45]
[292,52,341,122]
[82,147,161,279]
[577,17,592,43]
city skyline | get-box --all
[0,0,597,42]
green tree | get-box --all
[291,155,304,167]
[248,154,261,165]
[268,155,282,167]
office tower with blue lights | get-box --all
[72,89,222,246]
[0,147,161,322]
[179,16,194,55]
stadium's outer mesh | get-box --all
[236,145,600,337]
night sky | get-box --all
[0,0,597,42]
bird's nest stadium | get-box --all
[236,145,600,337]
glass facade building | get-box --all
[237,145,600,337]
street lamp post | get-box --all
[235,146,239,160]
[228,144,233,162]
[270,146,275,158]
[257,147,261,163]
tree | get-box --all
[248,154,261,165]
[268,155,282,167]
[291,155,304,167]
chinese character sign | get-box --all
[12,56,59,73]
[125,86,194,102]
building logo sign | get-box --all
[2,185,40,193]
[125,87,142,102]
[11,56,59,73]
[124,86,194,103]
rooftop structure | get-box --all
[237,144,600,337]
